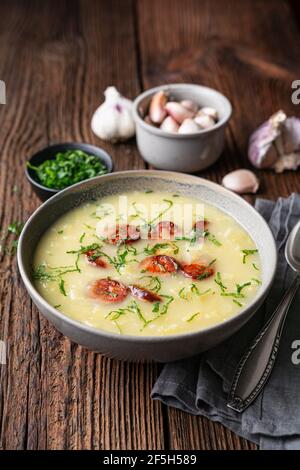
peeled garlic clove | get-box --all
[194,114,215,129]
[222,169,259,194]
[160,116,179,133]
[178,118,200,134]
[91,86,135,142]
[198,107,218,121]
[248,110,286,168]
[165,101,194,124]
[149,91,168,124]
[180,100,199,114]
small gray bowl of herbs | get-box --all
[26,142,113,201]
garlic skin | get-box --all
[91,86,135,143]
[160,116,179,133]
[248,110,300,172]
[222,169,259,194]
[178,118,200,134]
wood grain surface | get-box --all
[0,0,299,450]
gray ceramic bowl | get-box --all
[133,84,232,172]
[17,171,277,362]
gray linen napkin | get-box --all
[152,193,300,450]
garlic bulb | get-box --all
[222,169,259,194]
[91,86,135,142]
[248,110,300,172]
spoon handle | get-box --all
[227,275,300,413]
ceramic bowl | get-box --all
[25,142,113,201]
[133,84,232,172]
[17,171,276,362]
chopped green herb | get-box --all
[113,320,123,334]
[179,284,211,300]
[148,199,174,226]
[141,294,175,329]
[186,312,201,322]
[33,263,80,282]
[175,227,221,247]
[251,277,262,285]
[0,221,24,255]
[67,242,102,257]
[130,201,148,224]
[145,190,153,194]
[205,232,222,246]
[218,278,259,300]
[175,234,197,244]
[106,300,147,327]
[54,304,61,309]
[214,272,227,292]
[10,239,19,255]
[84,223,94,230]
[241,249,258,264]
[155,294,174,315]
[144,243,169,255]
[178,287,186,299]
[57,229,64,235]
[33,259,81,297]
[139,275,162,293]
[68,241,138,274]
[233,299,243,307]
[59,279,67,296]
[190,284,200,295]
[252,262,259,271]
[79,232,86,243]
[172,194,180,197]
[8,221,24,235]
[27,149,108,190]
[151,295,174,316]
[144,242,179,256]
[221,292,245,299]
[197,271,212,280]
[236,282,251,294]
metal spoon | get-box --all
[227,220,300,413]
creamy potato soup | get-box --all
[33,191,261,336]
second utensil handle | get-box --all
[227,275,300,413]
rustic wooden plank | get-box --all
[137,0,300,449]
[0,0,164,450]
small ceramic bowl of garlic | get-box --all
[133,84,232,172]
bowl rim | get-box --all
[132,83,232,139]
[18,170,277,344]
[25,141,113,194]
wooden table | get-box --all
[0,0,300,450]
